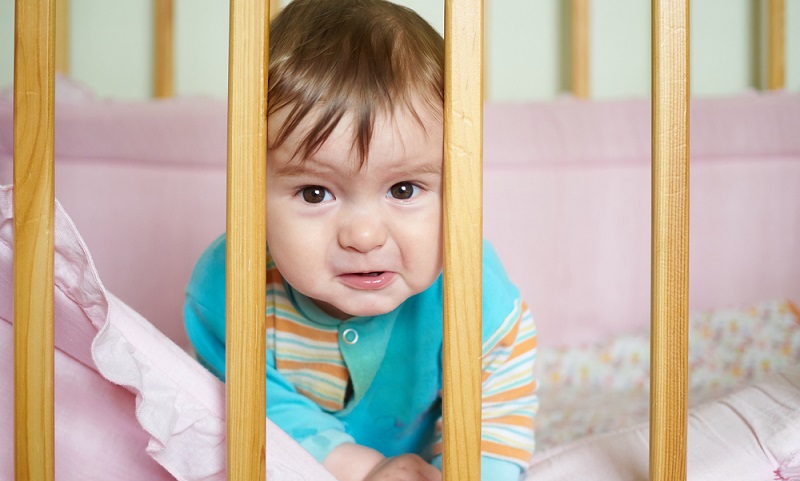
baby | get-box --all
[184,1,538,480]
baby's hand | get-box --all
[363,454,442,481]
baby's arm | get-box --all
[324,444,441,481]
[478,299,538,479]
[323,443,384,481]
[266,365,441,481]
[233,346,441,481]
[430,299,538,480]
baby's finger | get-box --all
[417,461,441,481]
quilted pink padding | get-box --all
[482,92,800,347]
[0,78,797,350]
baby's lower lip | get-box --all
[338,272,395,290]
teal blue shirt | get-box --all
[185,235,535,480]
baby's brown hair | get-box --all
[268,0,444,166]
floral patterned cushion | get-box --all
[534,299,800,452]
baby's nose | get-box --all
[338,209,388,253]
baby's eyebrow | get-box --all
[270,159,334,177]
[404,161,443,176]
[271,156,443,178]
[385,158,443,178]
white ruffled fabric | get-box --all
[776,450,800,481]
[1,184,335,481]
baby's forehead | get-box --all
[269,101,441,132]
[268,101,443,160]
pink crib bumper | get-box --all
[482,92,800,347]
[1,79,798,351]
[0,185,335,481]
[0,78,231,350]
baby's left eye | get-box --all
[388,182,416,200]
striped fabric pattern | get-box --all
[264,253,537,465]
[265,262,351,412]
[432,299,538,467]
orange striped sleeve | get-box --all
[276,316,341,343]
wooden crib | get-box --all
[8,0,793,480]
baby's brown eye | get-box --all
[389,182,415,200]
[301,186,330,203]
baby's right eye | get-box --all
[300,186,333,204]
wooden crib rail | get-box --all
[152,0,281,99]
[442,0,484,478]
[45,0,793,101]
[570,0,590,98]
[225,0,269,478]
[13,0,57,479]
[650,0,690,479]
[566,0,787,98]
[767,0,786,90]
[153,0,174,98]
[11,0,694,479]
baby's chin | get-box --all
[314,298,404,320]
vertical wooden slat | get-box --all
[13,0,56,479]
[226,0,268,479]
[154,0,175,98]
[55,0,68,74]
[442,0,483,480]
[571,0,590,98]
[767,0,785,90]
[650,0,689,480]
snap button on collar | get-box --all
[342,328,359,345]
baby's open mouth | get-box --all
[339,271,395,290]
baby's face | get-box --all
[266,102,444,319]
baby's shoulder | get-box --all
[186,234,227,317]
[481,239,523,340]
[412,240,520,339]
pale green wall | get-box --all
[792,2,800,91]
[1,0,798,101]
[691,0,754,96]
[174,0,229,97]
[70,1,153,99]
[591,0,652,98]
[1,1,13,92]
